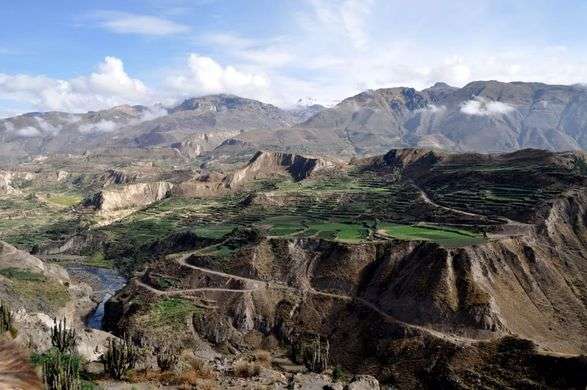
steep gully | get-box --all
[40,254,127,330]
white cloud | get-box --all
[415,104,446,114]
[301,0,373,50]
[3,121,14,131]
[16,126,41,137]
[35,117,61,135]
[0,56,151,112]
[78,120,118,134]
[93,11,190,36]
[165,54,270,97]
[77,106,167,134]
[460,97,515,116]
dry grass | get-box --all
[128,356,216,387]
[253,350,272,368]
[233,359,262,378]
[189,378,220,390]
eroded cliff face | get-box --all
[225,151,341,187]
[84,181,173,212]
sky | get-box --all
[1,0,587,116]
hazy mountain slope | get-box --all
[237,81,587,156]
[0,105,156,160]
[0,95,305,161]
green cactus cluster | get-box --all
[41,349,81,390]
[102,337,138,379]
[51,317,78,354]
[292,334,330,373]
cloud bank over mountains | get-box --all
[0,57,150,113]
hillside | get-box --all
[0,145,585,388]
[92,147,584,388]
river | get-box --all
[64,264,127,330]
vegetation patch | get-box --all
[192,224,236,239]
[197,243,238,257]
[45,193,83,207]
[8,278,70,310]
[306,221,370,243]
[0,267,47,282]
[147,298,200,330]
[378,223,484,247]
[83,251,114,268]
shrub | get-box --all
[332,365,344,382]
[51,318,78,354]
[102,337,138,380]
[156,345,179,372]
[253,350,272,368]
[232,359,261,378]
[186,356,215,379]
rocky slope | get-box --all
[225,151,341,187]
[101,147,586,388]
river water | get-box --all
[64,264,127,330]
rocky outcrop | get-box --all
[225,151,340,187]
[98,169,137,187]
[0,241,112,361]
[0,170,36,195]
[171,131,241,159]
[0,241,68,282]
[0,171,16,194]
[84,181,173,212]
[172,175,226,198]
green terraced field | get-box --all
[378,223,484,247]
[305,221,370,242]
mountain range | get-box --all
[2,80,587,162]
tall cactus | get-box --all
[51,318,78,354]
[102,337,138,379]
[42,350,81,390]
[0,301,14,336]
[292,334,330,372]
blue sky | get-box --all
[1,0,587,116]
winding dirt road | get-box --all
[133,251,488,346]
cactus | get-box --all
[51,318,78,354]
[41,350,81,390]
[102,337,138,379]
[292,334,329,372]
[0,301,14,336]
[156,344,180,372]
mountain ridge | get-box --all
[2,81,587,162]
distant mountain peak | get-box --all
[429,82,455,89]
